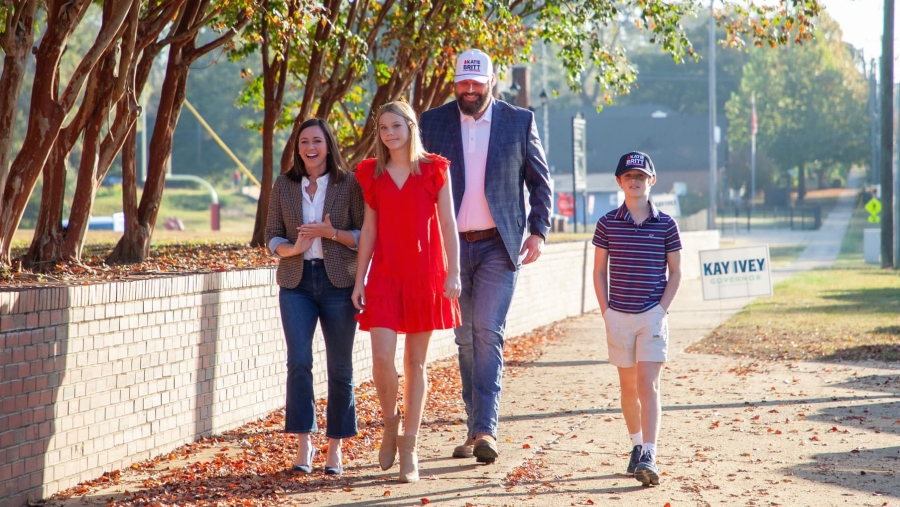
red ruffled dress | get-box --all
[355,155,461,334]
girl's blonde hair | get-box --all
[374,101,433,178]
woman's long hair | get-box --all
[373,101,433,178]
[285,118,347,185]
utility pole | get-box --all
[881,0,894,268]
[751,92,757,210]
[869,59,880,185]
[895,81,900,268]
[707,0,717,230]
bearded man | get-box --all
[419,48,552,464]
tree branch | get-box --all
[59,0,134,111]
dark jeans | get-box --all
[279,259,359,438]
[454,235,518,439]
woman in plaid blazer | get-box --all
[265,119,365,475]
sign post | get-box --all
[572,112,587,232]
[699,245,773,300]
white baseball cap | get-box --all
[454,49,493,83]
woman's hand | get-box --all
[299,213,336,239]
[290,233,314,256]
[443,272,461,299]
[351,282,366,311]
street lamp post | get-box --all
[503,80,520,104]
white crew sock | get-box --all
[642,442,657,458]
[630,432,643,447]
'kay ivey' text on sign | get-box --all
[699,245,773,300]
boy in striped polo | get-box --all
[591,151,682,487]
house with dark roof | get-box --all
[545,104,725,199]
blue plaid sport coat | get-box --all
[420,99,552,270]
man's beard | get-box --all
[456,91,490,117]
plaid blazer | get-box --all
[265,172,365,289]
[420,99,552,270]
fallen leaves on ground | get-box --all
[503,458,547,488]
[48,321,559,506]
[688,324,900,363]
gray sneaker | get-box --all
[633,451,660,486]
[626,445,642,475]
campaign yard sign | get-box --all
[699,245,773,300]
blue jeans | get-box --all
[279,259,359,438]
[455,235,518,439]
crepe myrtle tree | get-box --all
[240,0,822,247]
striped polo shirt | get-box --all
[592,201,682,314]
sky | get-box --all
[820,0,899,65]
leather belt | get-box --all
[459,228,500,242]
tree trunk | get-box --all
[0,0,39,193]
[109,70,188,266]
[62,94,108,263]
[108,126,151,264]
[25,65,109,268]
[0,0,91,265]
[250,3,291,248]
[63,2,141,262]
[797,162,806,202]
[24,140,69,270]
[0,0,129,265]
[103,1,179,267]
[22,0,139,269]
[251,101,279,247]
[108,0,249,262]
[136,50,189,249]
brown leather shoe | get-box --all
[473,434,498,463]
[452,436,475,458]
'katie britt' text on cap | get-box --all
[462,60,482,72]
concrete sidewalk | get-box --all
[288,298,897,506]
[281,170,900,506]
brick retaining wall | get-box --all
[0,232,717,505]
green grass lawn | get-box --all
[833,194,871,267]
[688,199,900,362]
[768,244,807,268]
[13,186,259,249]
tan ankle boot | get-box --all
[379,412,401,470]
[397,434,419,483]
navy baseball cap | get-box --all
[615,151,655,177]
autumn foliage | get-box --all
[0,0,822,268]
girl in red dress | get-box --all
[352,101,461,482]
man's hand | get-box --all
[518,234,544,265]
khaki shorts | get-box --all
[603,305,669,368]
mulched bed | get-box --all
[1,243,276,288]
